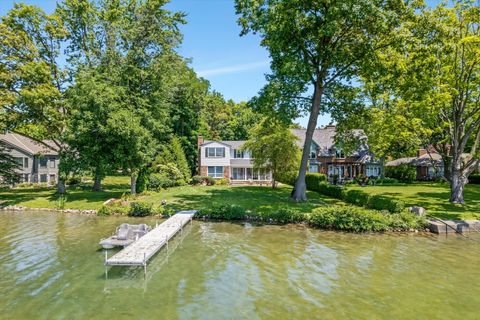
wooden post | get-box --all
[144,252,147,277]
[104,251,108,279]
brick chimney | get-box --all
[325,124,336,129]
[197,135,204,147]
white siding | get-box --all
[200,142,231,167]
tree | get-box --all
[0,3,69,193]
[356,1,480,203]
[243,119,300,188]
[0,141,20,186]
[235,0,412,201]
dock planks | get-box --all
[105,210,195,267]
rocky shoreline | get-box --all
[0,205,97,215]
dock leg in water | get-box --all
[143,252,147,277]
[104,251,108,279]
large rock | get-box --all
[409,206,426,216]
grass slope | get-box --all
[348,183,480,220]
[0,176,338,214]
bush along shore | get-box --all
[194,204,426,232]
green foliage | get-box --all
[147,173,174,191]
[155,164,186,186]
[55,195,67,210]
[197,204,246,220]
[135,168,149,194]
[0,142,20,186]
[191,176,216,186]
[343,189,370,207]
[369,177,401,185]
[385,164,416,183]
[243,118,300,187]
[306,206,425,232]
[215,178,229,185]
[367,195,405,213]
[129,201,153,217]
[317,183,345,199]
[305,173,327,192]
[97,203,130,216]
[170,136,191,181]
[260,208,304,224]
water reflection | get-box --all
[0,212,479,319]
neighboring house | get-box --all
[197,124,380,184]
[0,132,60,185]
[291,125,382,180]
[197,136,272,184]
[386,148,444,180]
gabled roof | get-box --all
[0,133,58,156]
[200,140,246,149]
[290,127,336,149]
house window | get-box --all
[232,167,245,180]
[39,157,48,168]
[206,147,225,158]
[23,158,28,168]
[234,149,244,159]
[49,174,56,184]
[207,166,223,178]
[13,157,23,167]
[49,158,55,168]
[309,143,317,159]
[309,164,319,173]
[335,148,345,159]
[40,174,47,183]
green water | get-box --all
[0,211,479,319]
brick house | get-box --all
[291,126,382,180]
[386,148,444,180]
[0,132,60,185]
[197,136,272,184]
[197,125,380,183]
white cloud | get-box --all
[197,60,270,77]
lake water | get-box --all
[0,211,479,319]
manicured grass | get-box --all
[348,183,480,220]
[0,176,338,214]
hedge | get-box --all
[306,206,425,232]
[314,183,405,213]
[305,173,327,191]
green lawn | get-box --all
[348,183,480,220]
[0,176,338,214]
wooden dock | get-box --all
[105,210,195,273]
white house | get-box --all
[197,136,272,183]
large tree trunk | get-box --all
[449,170,467,203]
[57,178,66,194]
[291,82,324,201]
[92,171,102,191]
[130,173,137,195]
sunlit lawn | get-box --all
[348,183,480,220]
[0,176,338,214]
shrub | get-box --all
[216,178,229,185]
[305,173,327,191]
[317,183,344,199]
[370,177,400,185]
[306,206,389,232]
[191,175,216,186]
[197,204,246,220]
[147,173,175,191]
[343,189,370,206]
[367,195,405,213]
[65,176,81,185]
[136,169,149,194]
[155,163,186,185]
[129,201,153,217]
[276,170,297,186]
[385,164,416,183]
[261,208,304,224]
[97,202,130,216]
